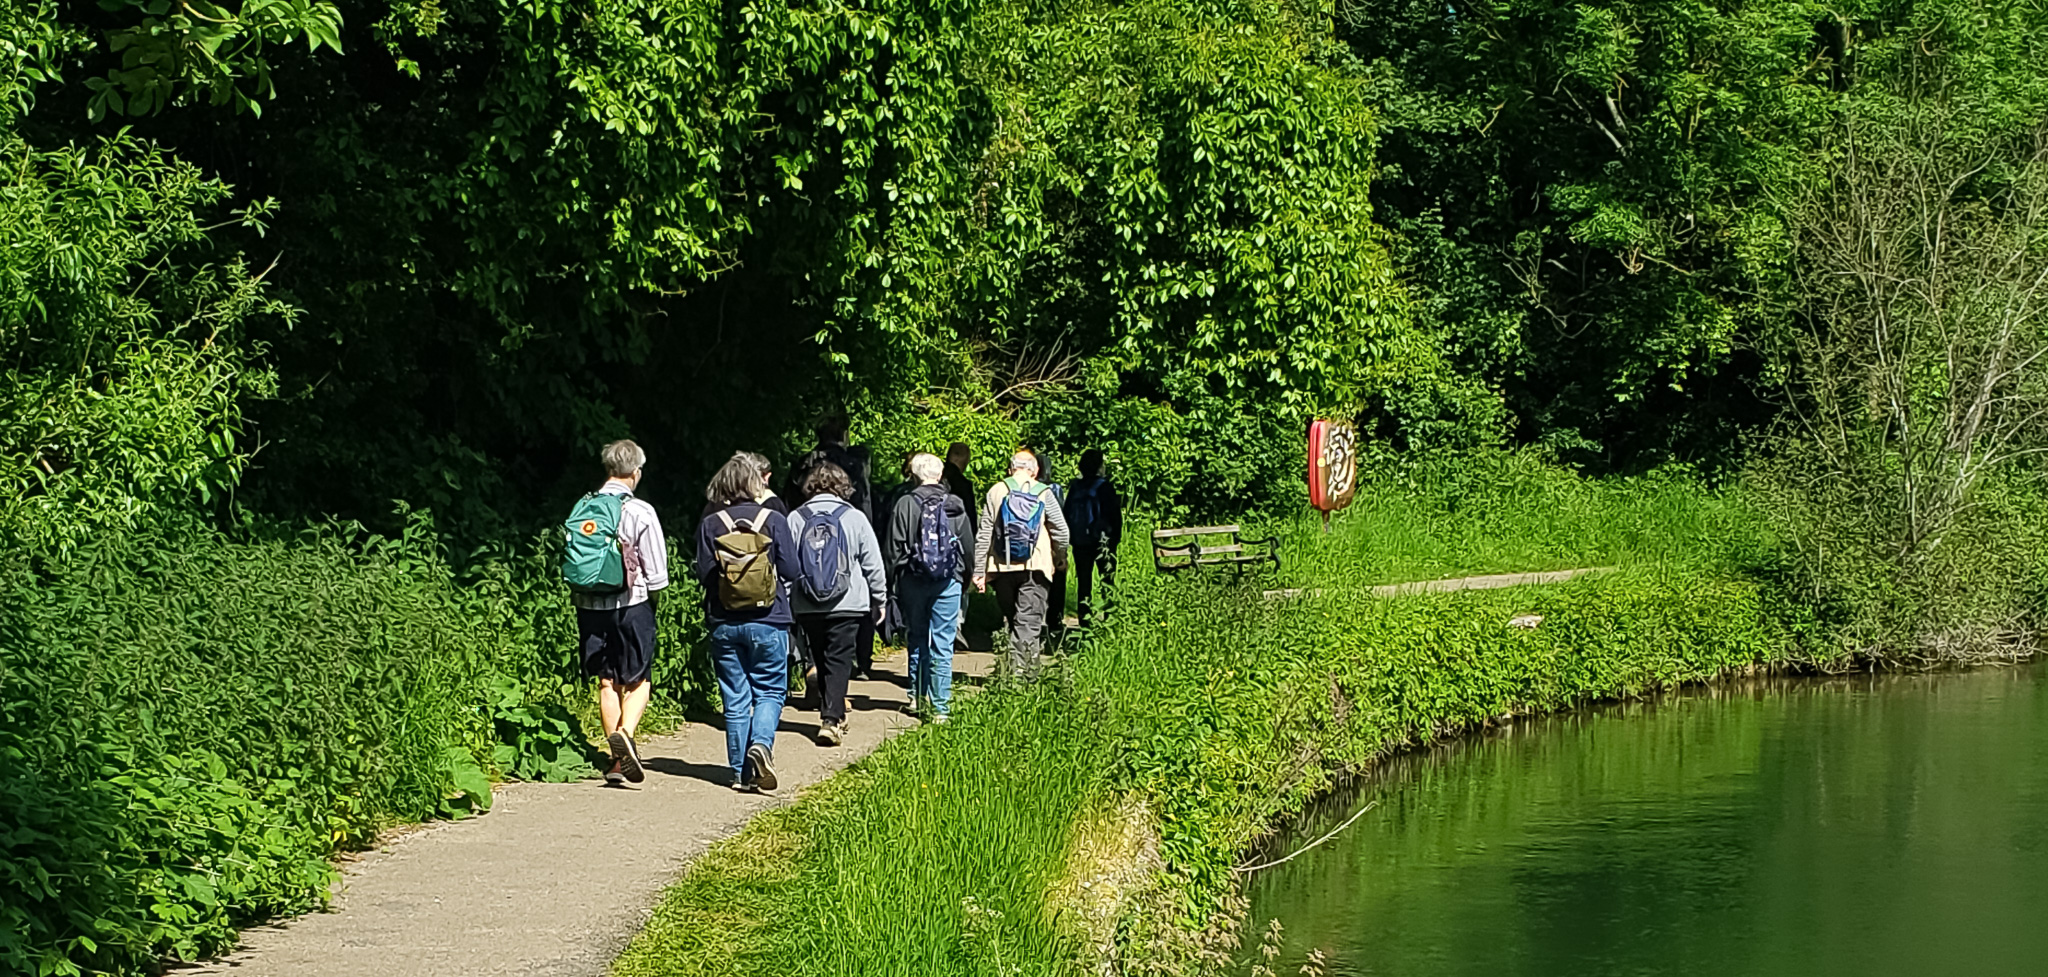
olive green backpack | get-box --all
[712,508,779,610]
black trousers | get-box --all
[856,611,876,674]
[1074,543,1115,626]
[797,612,862,725]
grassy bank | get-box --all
[614,467,1809,977]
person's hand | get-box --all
[873,605,886,626]
[973,575,987,593]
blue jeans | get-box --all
[710,621,789,782]
[900,575,962,716]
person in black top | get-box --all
[874,451,918,647]
[1064,449,1124,628]
[785,415,872,522]
[942,441,976,535]
[696,452,802,792]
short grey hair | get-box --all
[705,452,766,503]
[602,440,646,478]
[909,452,944,484]
[742,451,773,479]
[1008,451,1038,476]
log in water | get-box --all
[1246,661,2048,976]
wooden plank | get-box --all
[1195,544,1245,555]
[1152,525,1241,538]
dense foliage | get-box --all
[4,0,2048,973]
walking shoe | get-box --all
[901,694,920,716]
[603,760,626,787]
[816,722,845,747]
[607,730,645,784]
[744,743,778,792]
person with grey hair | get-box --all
[889,452,971,718]
[972,449,1070,680]
[572,439,670,786]
[699,451,789,521]
[696,452,803,791]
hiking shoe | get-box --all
[607,730,645,784]
[745,743,778,792]
[901,695,920,716]
[816,722,845,747]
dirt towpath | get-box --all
[181,653,987,977]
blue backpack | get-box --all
[998,476,1047,563]
[795,500,853,603]
[908,493,960,579]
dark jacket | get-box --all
[695,500,802,627]
[889,483,973,587]
[1063,475,1124,549]
[875,477,917,581]
[941,461,977,534]
[786,441,873,524]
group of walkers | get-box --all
[562,422,1123,793]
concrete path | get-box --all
[1264,567,1614,601]
[180,651,990,977]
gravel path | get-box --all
[179,651,989,977]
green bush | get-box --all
[0,510,716,976]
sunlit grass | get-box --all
[614,458,1787,977]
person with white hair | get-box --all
[971,449,1070,680]
[888,452,973,719]
[567,439,670,786]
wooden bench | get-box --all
[1151,524,1280,574]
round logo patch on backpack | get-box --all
[579,520,598,535]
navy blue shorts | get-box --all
[577,601,656,686]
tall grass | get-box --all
[1268,451,1769,585]
[615,469,1803,977]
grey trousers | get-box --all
[989,571,1051,679]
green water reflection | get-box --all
[1244,662,2048,976]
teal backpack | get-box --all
[563,492,630,595]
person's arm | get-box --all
[637,505,671,593]
[1042,487,1071,568]
[768,509,803,587]
[972,486,998,589]
[887,495,914,574]
[694,514,718,582]
[852,513,887,620]
[952,509,974,585]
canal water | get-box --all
[1244,661,2048,976]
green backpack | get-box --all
[712,508,779,610]
[563,492,629,595]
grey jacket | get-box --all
[786,497,887,617]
